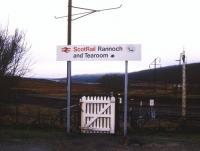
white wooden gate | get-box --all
[80,96,115,134]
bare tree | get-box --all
[0,27,30,77]
[0,26,30,99]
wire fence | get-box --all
[1,95,200,133]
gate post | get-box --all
[80,96,86,133]
[110,96,115,134]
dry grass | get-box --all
[0,104,63,128]
[13,78,106,98]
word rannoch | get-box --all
[73,46,123,52]
[97,46,123,51]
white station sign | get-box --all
[57,44,141,61]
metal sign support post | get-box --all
[67,0,72,134]
[124,60,128,136]
[182,51,186,118]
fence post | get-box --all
[60,110,64,126]
[149,99,155,119]
[38,107,41,127]
[15,105,18,124]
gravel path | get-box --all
[1,135,200,151]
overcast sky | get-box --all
[1,0,200,78]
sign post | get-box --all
[66,0,72,134]
[57,44,141,136]
[124,60,128,136]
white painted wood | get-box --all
[80,97,86,133]
[80,96,115,134]
[85,103,110,127]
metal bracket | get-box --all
[55,4,122,21]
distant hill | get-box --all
[11,63,199,97]
[72,74,105,84]
[52,74,105,84]
[52,63,200,84]
[97,63,200,85]
[129,62,200,84]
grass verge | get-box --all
[0,125,66,139]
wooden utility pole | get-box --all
[182,51,186,118]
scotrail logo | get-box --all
[62,47,71,53]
